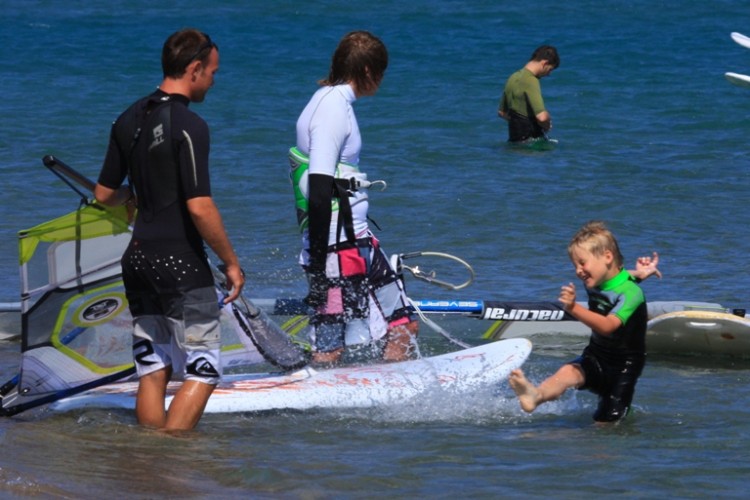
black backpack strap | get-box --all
[333,179,357,244]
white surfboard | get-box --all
[50,338,532,414]
[0,303,21,341]
[731,32,750,49]
[647,310,750,357]
[725,72,750,89]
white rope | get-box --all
[394,251,475,291]
[408,297,471,349]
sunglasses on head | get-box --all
[186,33,216,63]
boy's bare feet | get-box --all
[509,369,541,413]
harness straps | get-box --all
[289,147,387,246]
[125,95,175,221]
[333,178,357,244]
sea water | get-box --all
[1,0,750,497]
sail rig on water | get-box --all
[0,157,308,417]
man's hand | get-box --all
[222,263,245,303]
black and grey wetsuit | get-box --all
[98,89,221,383]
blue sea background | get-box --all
[1,1,750,497]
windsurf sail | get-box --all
[0,157,307,417]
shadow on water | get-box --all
[503,136,559,154]
[647,353,750,371]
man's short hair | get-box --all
[530,45,560,69]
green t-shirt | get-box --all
[500,68,545,118]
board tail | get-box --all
[0,158,307,416]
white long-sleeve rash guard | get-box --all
[295,83,370,248]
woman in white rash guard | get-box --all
[288,30,419,366]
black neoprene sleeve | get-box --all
[306,173,334,272]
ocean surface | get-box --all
[1,0,750,497]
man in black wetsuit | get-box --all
[94,29,244,431]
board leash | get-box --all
[391,251,475,291]
[392,250,476,348]
[407,297,471,349]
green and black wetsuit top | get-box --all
[585,269,647,362]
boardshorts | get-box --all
[122,240,222,385]
[571,347,645,423]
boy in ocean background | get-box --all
[509,221,660,422]
[498,45,559,142]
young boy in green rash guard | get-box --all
[509,221,661,422]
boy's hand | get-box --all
[558,282,577,311]
[635,251,662,280]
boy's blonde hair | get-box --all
[568,220,624,268]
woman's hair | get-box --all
[162,29,217,79]
[568,220,624,268]
[320,31,388,94]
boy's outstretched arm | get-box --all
[629,251,662,282]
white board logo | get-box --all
[73,293,127,327]
[82,298,121,321]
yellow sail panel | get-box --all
[18,203,130,265]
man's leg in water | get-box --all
[164,379,216,431]
[509,364,585,413]
[135,367,171,428]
